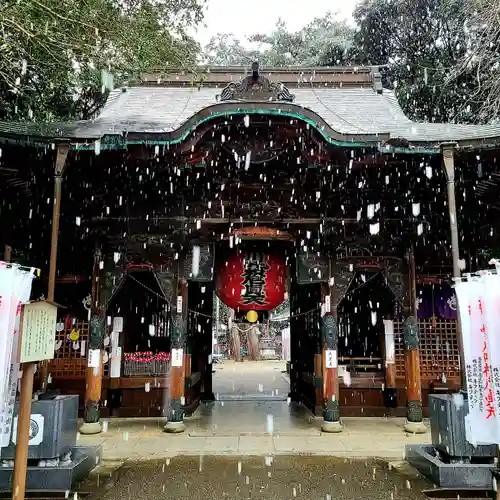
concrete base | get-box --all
[79,421,102,435]
[0,445,102,493]
[405,444,495,489]
[201,392,216,402]
[321,421,343,433]
[403,420,427,434]
[164,421,185,433]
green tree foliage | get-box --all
[353,0,482,123]
[203,33,258,66]
[202,13,355,67]
[204,1,497,123]
[0,0,205,121]
[448,0,500,121]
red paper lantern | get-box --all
[217,252,286,311]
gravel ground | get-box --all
[96,456,434,500]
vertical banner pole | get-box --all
[11,362,35,500]
[40,143,69,392]
[442,142,467,391]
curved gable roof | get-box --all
[1,66,500,151]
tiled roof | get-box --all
[1,85,500,147]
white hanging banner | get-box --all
[455,271,500,445]
[88,349,101,368]
[0,265,34,451]
[325,295,331,313]
[110,346,122,378]
[171,348,183,367]
[325,349,337,368]
[112,317,123,333]
[482,272,500,443]
[383,319,395,364]
[0,267,15,422]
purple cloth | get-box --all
[416,285,433,318]
[435,286,458,319]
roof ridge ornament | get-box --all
[216,61,295,103]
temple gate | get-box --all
[0,63,497,435]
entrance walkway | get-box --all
[79,355,431,462]
[79,410,431,461]
[188,401,318,436]
[212,360,289,401]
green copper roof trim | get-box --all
[69,107,438,155]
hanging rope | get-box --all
[233,324,253,333]
[127,273,322,321]
[343,270,384,298]
[128,273,166,301]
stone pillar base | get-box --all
[164,421,185,433]
[322,421,343,433]
[403,420,427,434]
[201,392,216,402]
[79,421,102,435]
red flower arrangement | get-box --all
[124,351,170,363]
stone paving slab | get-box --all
[78,417,431,461]
[78,395,431,462]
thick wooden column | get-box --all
[403,247,426,433]
[80,249,104,435]
[321,263,355,433]
[3,245,12,262]
[164,277,188,432]
[321,284,341,432]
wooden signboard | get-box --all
[19,300,59,363]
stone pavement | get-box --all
[80,361,431,462]
[212,359,289,400]
[79,406,431,461]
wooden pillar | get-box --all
[321,262,355,431]
[321,282,342,432]
[403,247,426,433]
[442,142,467,391]
[314,344,323,417]
[80,248,104,435]
[201,288,215,401]
[201,323,215,401]
[288,279,300,402]
[40,142,70,392]
[164,276,188,432]
[3,244,12,262]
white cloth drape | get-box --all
[0,265,34,452]
[281,327,290,362]
[455,270,500,445]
